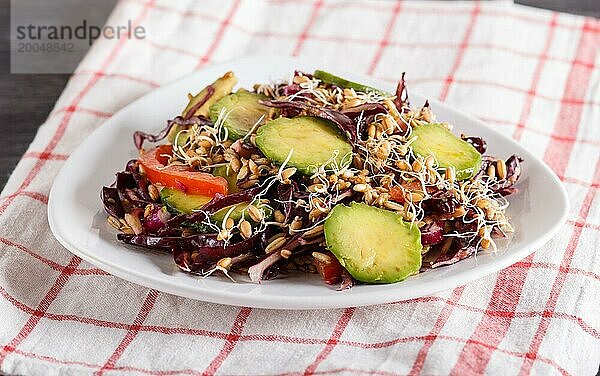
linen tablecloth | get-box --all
[1,1,599,374]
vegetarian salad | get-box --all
[101,70,523,289]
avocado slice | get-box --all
[410,123,482,181]
[212,165,240,193]
[209,91,271,140]
[160,186,272,224]
[255,116,353,175]
[211,201,273,224]
[313,70,388,95]
[324,202,422,283]
[182,71,238,118]
[160,188,213,214]
[168,71,238,143]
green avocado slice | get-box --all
[410,123,482,181]
[313,70,388,95]
[182,71,237,119]
[160,188,212,214]
[211,201,273,224]
[160,187,271,224]
[209,90,272,140]
[324,202,422,283]
[167,71,238,143]
[255,116,353,175]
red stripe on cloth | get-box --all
[38,312,129,331]
[311,368,399,376]
[304,307,355,375]
[73,70,160,88]
[12,349,99,371]
[22,152,69,160]
[542,20,598,178]
[408,286,465,375]
[278,367,400,376]
[292,0,324,56]
[519,157,600,374]
[112,365,201,375]
[569,219,600,230]
[449,255,533,374]
[13,347,202,375]
[0,287,38,315]
[0,256,81,366]
[94,290,159,375]
[149,1,223,23]
[565,175,600,188]
[438,2,481,102]
[202,307,252,375]
[366,0,402,75]
[0,191,48,205]
[512,14,558,141]
[513,260,600,283]
[197,0,241,67]
[0,2,154,218]
[143,38,201,59]
[48,106,113,120]
[0,237,108,276]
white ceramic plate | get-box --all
[48,56,568,309]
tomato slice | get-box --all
[313,252,345,285]
[138,145,228,196]
[389,180,435,203]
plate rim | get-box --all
[47,55,569,309]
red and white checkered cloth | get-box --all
[1,0,599,374]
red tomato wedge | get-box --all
[389,180,436,203]
[138,145,228,196]
[313,252,345,285]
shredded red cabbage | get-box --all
[461,135,487,154]
[340,103,387,119]
[183,86,215,120]
[393,72,409,111]
[101,186,125,218]
[201,187,263,214]
[420,221,445,245]
[172,233,262,273]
